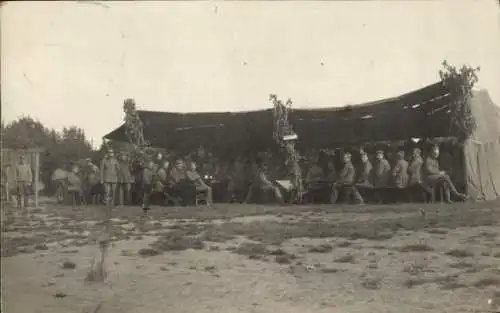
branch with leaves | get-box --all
[270,94,303,203]
[123,98,151,166]
[439,60,480,140]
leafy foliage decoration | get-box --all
[122,98,152,165]
[270,94,303,202]
[439,60,480,140]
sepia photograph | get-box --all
[1,1,500,312]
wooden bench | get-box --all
[357,184,431,204]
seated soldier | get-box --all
[186,161,213,205]
[373,150,391,187]
[168,159,193,205]
[244,159,284,204]
[156,160,180,205]
[392,150,409,188]
[330,152,363,204]
[356,151,373,187]
[305,160,325,191]
[425,145,467,203]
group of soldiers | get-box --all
[1,144,469,212]
[303,144,468,204]
[65,149,214,214]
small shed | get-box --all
[1,148,44,208]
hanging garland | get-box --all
[270,94,303,203]
[439,60,480,141]
[123,98,152,166]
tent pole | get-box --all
[461,142,468,197]
[35,152,40,208]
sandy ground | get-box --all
[2,200,500,313]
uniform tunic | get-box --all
[338,161,355,185]
[100,157,120,183]
[392,159,409,188]
[373,159,391,187]
[408,156,423,185]
[118,161,134,184]
[356,160,373,185]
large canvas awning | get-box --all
[104,81,455,149]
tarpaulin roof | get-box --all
[103,81,497,150]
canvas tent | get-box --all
[104,81,500,201]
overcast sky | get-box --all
[2,1,499,148]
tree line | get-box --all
[1,116,108,194]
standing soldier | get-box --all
[15,155,33,211]
[118,153,134,207]
[83,158,100,205]
[141,160,155,217]
[100,150,120,207]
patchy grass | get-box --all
[35,243,49,250]
[473,277,500,288]
[361,277,382,290]
[61,260,76,269]
[232,242,296,263]
[398,244,434,252]
[440,282,467,290]
[445,249,474,258]
[275,254,295,264]
[334,254,356,263]
[308,244,333,253]
[233,243,268,256]
[321,267,341,274]
[336,241,352,248]
[138,248,161,257]
[366,263,378,269]
[449,261,476,269]
[403,263,427,276]
[4,202,499,258]
[200,227,236,243]
[151,230,204,252]
[426,228,449,234]
[404,273,459,289]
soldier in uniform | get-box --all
[15,155,32,210]
[373,150,391,187]
[117,153,134,206]
[392,150,409,188]
[424,145,468,203]
[100,150,120,207]
[408,148,424,186]
[330,152,363,204]
[356,151,373,187]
